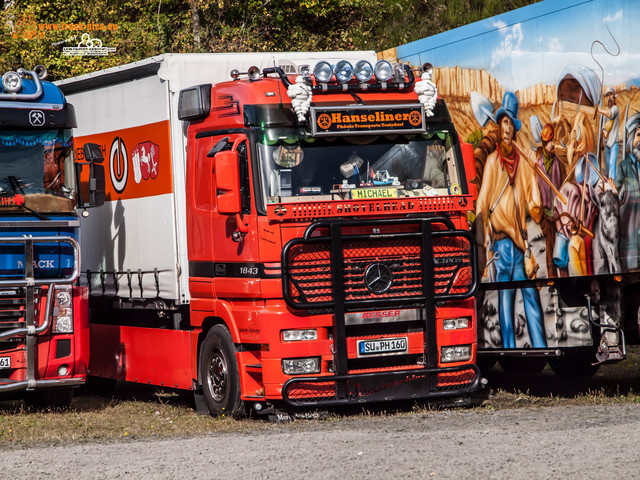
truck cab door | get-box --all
[188,133,260,296]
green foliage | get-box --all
[371,0,539,52]
[0,0,539,80]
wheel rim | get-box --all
[207,346,228,403]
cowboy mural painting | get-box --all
[382,0,640,359]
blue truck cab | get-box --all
[0,66,103,408]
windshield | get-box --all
[0,129,76,213]
[257,131,463,204]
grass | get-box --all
[0,388,267,448]
[2,345,640,447]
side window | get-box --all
[237,140,251,214]
[194,138,215,210]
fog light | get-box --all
[334,60,354,83]
[57,365,69,376]
[374,60,393,82]
[2,71,22,93]
[443,318,470,330]
[313,61,333,83]
[441,345,472,363]
[282,357,320,375]
[282,329,317,341]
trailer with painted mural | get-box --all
[382,0,640,375]
[0,65,104,408]
[57,52,481,416]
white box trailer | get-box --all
[56,52,377,306]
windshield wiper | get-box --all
[15,204,50,221]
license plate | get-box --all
[358,337,408,356]
[0,356,10,369]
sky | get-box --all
[396,0,640,92]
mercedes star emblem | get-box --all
[364,263,393,294]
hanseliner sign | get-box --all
[310,104,426,136]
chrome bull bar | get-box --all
[0,235,81,392]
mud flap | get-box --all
[193,385,210,415]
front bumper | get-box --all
[0,377,84,393]
[282,363,480,407]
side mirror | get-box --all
[459,139,477,201]
[76,142,106,208]
[215,150,241,214]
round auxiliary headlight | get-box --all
[2,71,22,93]
[248,66,261,81]
[334,60,354,83]
[299,64,311,77]
[355,60,374,82]
[374,60,393,82]
[313,61,333,83]
[230,69,240,80]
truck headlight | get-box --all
[282,357,320,375]
[282,329,317,341]
[441,345,472,363]
[52,287,73,334]
[443,318,470,330]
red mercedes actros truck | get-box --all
[58,53,480,416]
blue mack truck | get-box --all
[0,65,104,408]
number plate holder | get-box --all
[0,356,10,369]
[357,337,408,357]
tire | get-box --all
[199,325,245,417]
[24,387,73,411]
[498,357,547,375]
[549,353,600,378]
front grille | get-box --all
[285,381,337,402]
[0,289,39,352]
[283,225,476,309]
[280,218,479,407]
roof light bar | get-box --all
[2,71,22,93]
[0,68,44,101]
[262,61,415,94]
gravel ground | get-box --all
[4,403,640,479]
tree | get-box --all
[0,0,539,80]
